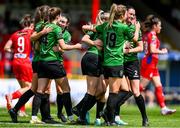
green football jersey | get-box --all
[124,24,142,63]
[86,31,102,56]
[57,29,71,63]
[32,21,45,62]
[63,30,71,43]
[96,21,134,66]
[39,23,63,61]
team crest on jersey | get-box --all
[67,37,71,43]
[59,33,63,38]
[152,35,156,41]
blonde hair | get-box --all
[95,10,104,25]
[108,4,127,27]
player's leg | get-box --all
[56,77,74,123]
[94,76,107,126]
[152,75,176,115]
[56,83,67,122]
[30,78,49,124]
[114,76,131,125]
[131,79,149,126]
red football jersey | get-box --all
[141,31,160,68]
[10,29,33,59]
[143,31,160,59]
[10,29,33,82]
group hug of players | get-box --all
[4,3,176,127]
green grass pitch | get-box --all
[0,104,179,128]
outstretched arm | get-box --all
[58,39,82,50]
[150,44,168,54]
[124,41,143,54]
[132,21,140,42]
[30,27,52,41]
[82,24,97,32]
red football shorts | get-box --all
[140,66,160,80]
[12,58,33,82]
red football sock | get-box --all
[20,105,25,112]
[12,90,22,99]
[155,86,165,108]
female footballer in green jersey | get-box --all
[54,14,74,123]
[8,5,53,124]
[72,10,109,125]
[115,6,149,127]
[35,7,82,124]
[83,4,140,125]
[30,5,56,124]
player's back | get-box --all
[11,29,33,60]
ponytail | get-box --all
[108,3,117,27]
[96,10,104,25]
[107,4,127,28]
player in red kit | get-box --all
[140,15,176,115]
[4,14,33,117]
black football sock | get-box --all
[135,95,148,120]
[14,89,34,113]
[32,93,43,116]
[80,93,95,120]
[115,91,133,115]
[74,95,86,110]
[96,101,105,118]
[41,94,51,120]
[57,94,63,116]
[105,93,118,123]
[62,92,73,116]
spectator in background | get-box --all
[171,4,180,29]
[0,16,7,34]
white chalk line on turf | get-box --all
[0,122,64,127]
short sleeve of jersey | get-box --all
[86,31,94,37]
[149,33,157,45]
[35,21,44,32]
[54,26,63,40]
[63,31,71,43]
[138,30,142,41]
[86,31,101,41]
[87,31,97,41]
[124,25,134,40]
[95,22,107,33]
